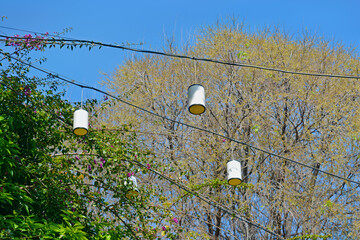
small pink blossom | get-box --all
[146,163,151,170]
[88,165,92,171]
[173,217,178,224]
[222,139,226,143]
[24,85,31,96]
[127,172,134,177]
[162,226,166,231]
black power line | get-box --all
[1,34,360,80]
[4,53,359,186]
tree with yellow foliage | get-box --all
[102,20,360,239]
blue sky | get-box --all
[1,0,359,102]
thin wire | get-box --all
[1,34,360,80]
[0,25,77,40]
[4,53,360,186]
[194,59,197,83]
[81,87,83,108]
[231,141,234,160]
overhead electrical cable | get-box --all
[0,34,360,80]
[4,53,359,186]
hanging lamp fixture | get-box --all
[227,143,242,185]
[188,84,206,115]
[125,176,139,198]
[73,88,89,136]
[188,60,206,115]
[227,160,242,186]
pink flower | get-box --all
[146,163,151,170]
[75,156,79,160]
[99,163,103,168]
[173,217,178,224]
[162,226,166,231]
[88,165,92,171]
[222,139,226,143]
[127,172,134,177]
[100,158,106,164]
[24,85,31,96]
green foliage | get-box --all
[0,39,182,239]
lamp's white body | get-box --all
[125,176,139,198]
[73,109,88,136]
[188,84,206,115]
[227,160,242,186]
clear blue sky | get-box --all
[1,0,359,102]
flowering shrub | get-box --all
[0,32,183,240]
[5,33,48,51]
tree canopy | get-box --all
[101,21,360,239]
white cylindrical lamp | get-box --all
[227,160,242,186]
[125,176,139,198]
[73,109,88,136]
[188,84,206,115]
